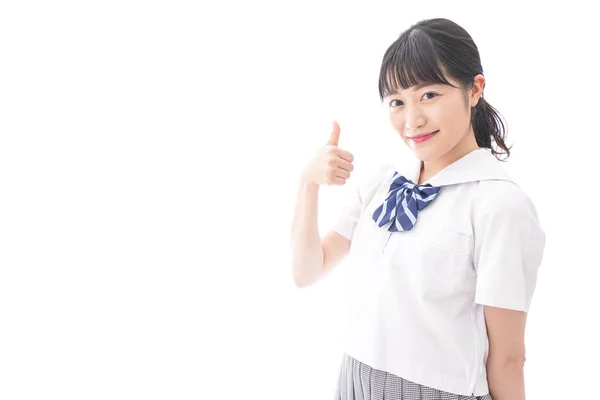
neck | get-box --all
[418,129,479,184]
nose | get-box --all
[405,106,426,131]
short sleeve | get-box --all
[331,164,393,241]
[473,182,546,312]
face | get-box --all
[385,74,485,165]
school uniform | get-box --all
[331,147,546,400]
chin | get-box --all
[409,147,443,162]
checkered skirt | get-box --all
[335,354,493,400]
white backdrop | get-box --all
[1,1,598,399]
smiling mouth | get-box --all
[408,130,439,138]
[408,130,439,143]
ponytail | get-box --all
[472,96,511,160]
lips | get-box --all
[408,130,439,144]
[409,130,439,139]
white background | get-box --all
[1,1,598,399]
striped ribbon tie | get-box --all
[372,172,441,232]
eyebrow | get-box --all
[387,82,437,97]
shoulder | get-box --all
[473,179,541,224]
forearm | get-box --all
[486,360,526,400]
[290,176,324,287]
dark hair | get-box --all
[378,18,511,160]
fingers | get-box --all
[326,120,341,146]
[336,158,354,173]
[320,120,354,187]
[329,176,347,186]
[327,157,352,180]
[334,168,351,180]
[336,148,354,163]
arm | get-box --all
[472,183,545,399]
[290,180,323,287]
[290,179,351,288]
[484,305,528,400]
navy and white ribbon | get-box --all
[372,172,441,232]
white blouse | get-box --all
[332,148,546,396]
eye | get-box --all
[389,92,438,107]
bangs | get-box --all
[378,29,458,100]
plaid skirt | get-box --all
[335,354,493,400]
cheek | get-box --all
[389,112,404,131]
[437,105,466,130]
[431,107,449,124]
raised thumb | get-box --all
[327,120,341,146]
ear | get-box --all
[470,74,485,108]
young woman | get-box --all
[290,18,545,400]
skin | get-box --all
[384,74,484,184]
[384,73,528,399]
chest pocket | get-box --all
[392,225,476,294]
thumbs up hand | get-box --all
[327,120,341,146]
[302,121,355,187]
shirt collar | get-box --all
[407,148,514,187]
